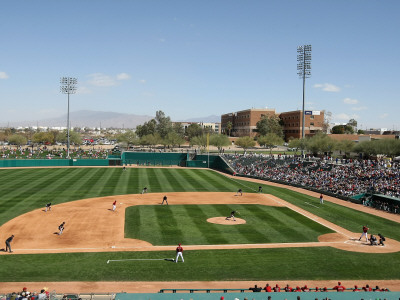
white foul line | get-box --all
[106,258,171,264]
[304,201,320,209]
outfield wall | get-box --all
[0,159,109,168]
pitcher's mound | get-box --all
[207,217,246,225]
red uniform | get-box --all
[333,282,346,292]
[175,243,184,263]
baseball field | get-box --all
[0,166,399,292]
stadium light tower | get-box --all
[297,45,311,157]
[60,77,77,159]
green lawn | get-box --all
[125,204,333,245]
[1,167,399,282]
[0,247,399,282]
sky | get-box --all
[0,0,399,130]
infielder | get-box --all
[162,195,168,205]
[112,200,117,211]
[175,243,184,263]
[5,235,14,253]
[58,222,65,235]
[236,189,243,196]
[359,225,369,242]
[45,202,52,212]
[142,187,148,194]
[319,194,324,204]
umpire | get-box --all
[5,234,14,253]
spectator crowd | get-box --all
[225,154,400,210]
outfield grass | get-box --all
[125,204,333,245]
[1,167,400,282]
[0,247,399,281]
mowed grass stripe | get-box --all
[250,205,310,242]
[0,169,36,195]
[115,168,130,195]
[67,168,107,200]
[153,169,178,193]
[184,205,229,245]
[154,205,182,244]
[99,168,118,195]
[162,169,188,191]
[144,168,162,192]
[191,170,230,191]
[178,169,211,191]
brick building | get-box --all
[280,110,324,140]
[221,108,324,141]
[221,108,277,137]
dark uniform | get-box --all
[162,195,168,205]
[58,222,65,235]
[45,203,51,212]
[5,235,14,253]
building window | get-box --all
[310,116,314,119]
[310,122,314,126]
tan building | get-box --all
[221,108,324,140]
[221,108,277,137]
[279,110,325,140]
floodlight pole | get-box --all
[297,45,312,158]
[60,77,77,159]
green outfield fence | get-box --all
[0,152,233,174]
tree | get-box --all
[165,131,185,148]
[33,132,54,144]
[331,125,354,134]
[257,133,284,154]
[255,115,284,137]
[8,134,27,146]
[226,121,233,136]
[347,118,358,131]
[186,123,203,139]
[338,139,355,157]
[190,134,208,152]
[172,122,185,138]
[136,119,157,138]
[155,110,173,138]
[56,130,82,145]
[210,134,231,153]
[235,136,256,152]
[116,130,138,147]
[140,133,161,148]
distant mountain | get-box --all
[179,115,221,123]
[2,110,153,129]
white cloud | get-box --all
[139,79,146,84]
[117,73,131,80]
[379,113,389,119]
[87,73,117,87]
[335,113,359,121]
[0,71,9,79]
[313,83,341,92]
[76,86,92,94]
[343,97,359,105]
[351,106,367,111]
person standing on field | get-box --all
[112,200,117,211]
[5,234,14,253]
[175,243,184,263]
[162,195,168,205]
[319,194,324,204]
[359,225,369,242]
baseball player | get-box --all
[226,210,236,221]
[58,222,65,235]
[175,243,184,263]
[359,225,369,242]
[236,189,242,196]
[258,186,263,193]
[162,195,168,205]
[5,234,14,253]
[112,200,117,211]
[142,187,148,194]
[45,202,52,212]
[319,194,324,204]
